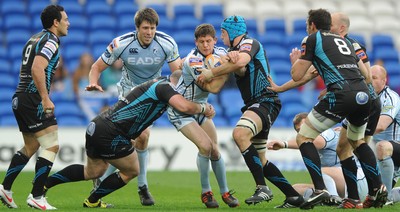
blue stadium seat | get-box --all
[0,101,13,117]
[264,19,286,36]
[348,34,366,48]
[219,89,243,119]
[201,4,223,19]
[91,44,107,59]
[63,30,87,46]
[89,15,116,32]
[371,34,395,50]
[0,59,11,74]
[156,16,174,35]
[67,14,89,32]
[88,30,115,47]
[28,0,50,18]
[202,15,224,30]
[6,30,31,46]
[0,115,17,126]
[388,75,400,92]
[273,116,289,128]
[280,102,308,121]
[278,89,304,105]
[9,44,25,61]
[245,19,258,37]
[85,1,112,16]
[258,32,285,50]
[374,47,399,64]
[212,116,228,127]
[4,14,31,31]
[292,19,307,35]
[266,46,288,61]
[272,72,292,87]
[175,17,201,32]
[118,15,135,33]
[153,113,171,127]
[0,73,17,89]
[57,116,87,126]
[146,4,167,18]
[286,33,307,50]
[173,32,195,47]
[0,88,15,103]
[385,62,400,77]
[269,59,291,74]
[114,1,138,17]
[173,4,196,19]
[63,44,90,65]
[1,1,27,16]
[178,45,194,58]
[54,102,86,119]
[58,1,84,15]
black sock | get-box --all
[45,164,85,189]
[299,142,325,190]
[88,172,126,203]
[31,157,53,197]
[354,143,382,195]
[263,161,299,197]
[341,156,359,200]
[242,145,266,186]
[2,151,29,190]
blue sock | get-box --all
[99,165,117,182]
[197,153,211,193]
[211,156,229,194]
[378,157,394,199]
[137,149,149,187]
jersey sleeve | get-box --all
[319,129,337,150]
[37,36,59,62]
[352,42,369,63]
[381,89,400,119]
[239,38,259,58]
[159,33,180,63]
[101,33,132,65]
[300,35,315,61]
[156,82,180,103]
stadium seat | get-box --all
[310,0,338,13]
[279,89,304,105]
[348,34,366,48]
[3,14,31,31]
[117,15,135,33]
[258,32,285,50]
[280,102,308,121]
[0,88,15,103]
[201,4,223,20]
[178,45,194,58]
[173,4,196,20]
[63,30,87,46]
[283,1,309,34]
[0,101,13,117]
[153,113,171,127]
[6,30,31,47]
[285,33,307,50]
[202,15,224,31]
[371,34,395,50]
[28,0,50,18]
[0,115,17,126]
[292,19,307,35]
[113,1,138,17]
[0,73,17,89]
[67,14,89,32]
[57,116,87,126]
[374,47,399,64]
[212,116,229,127]
[0,59,11,74]
[264,19,286,37]
[9,44,25,61]
[54,102,86,120]
[1,1,27,16]
[156,17,174,35]
[245,19,259,36]
[63,44,91,65]
[58,0,84,16]
[273,116,289,128]
[219,88,243,119]
[338,1,367,16]
[173,32,195,47]
[146,4,167,18]
[373,16,400,37]
[266,46,288,61]
[175,17,201,32]
[384,62,400,77]
[85,1,112,16]
[388,75,400,92]
[89,14,116,32]
[269,60,291,74]
[91,44,107,59]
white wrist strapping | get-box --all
[200,103,206,114]
[282,140,288,148]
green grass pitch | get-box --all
[1,171,399,211]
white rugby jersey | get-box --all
[100,31,180,87]
[374,86,400,142]
[174,46,227,103]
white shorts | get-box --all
[167,106,207,130]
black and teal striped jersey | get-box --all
[230,35,278,106]
[16,30,61,93]
[300,30,364,89]
[99,77,178,139]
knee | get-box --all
[232,128,250,144]
[376,141,393,160]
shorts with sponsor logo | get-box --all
[314,82,371,127]
[244,99,281,140]
[85,117,134,159]
[167,107,207,130]
[12,93,57,133]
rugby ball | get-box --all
[204,54,222,69]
